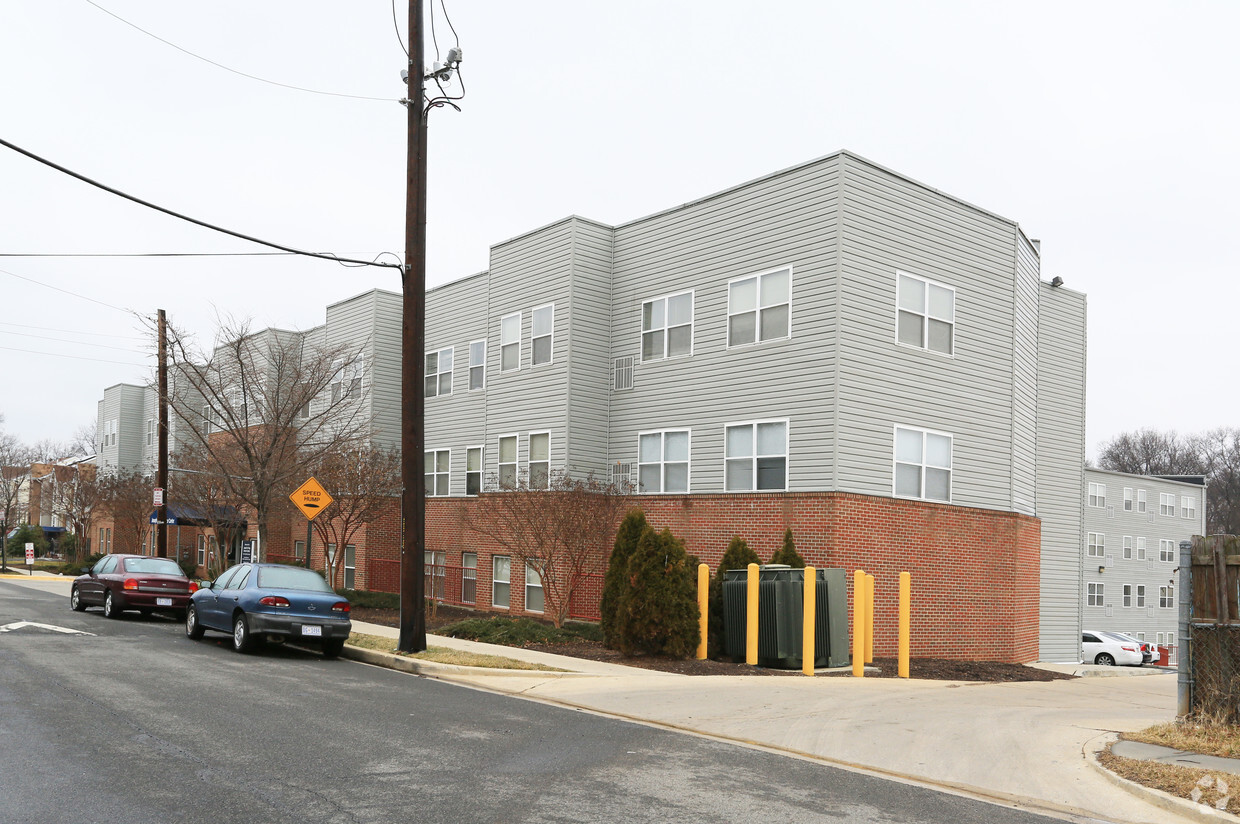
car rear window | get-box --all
[256,567,334,593]
[124,558,184,576]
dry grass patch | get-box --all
[1124,721,1240,758]
[1099,749,1238,813]
[346,632,565,672]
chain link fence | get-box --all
[1188,623,1240,722]
[1186,535,1240,721]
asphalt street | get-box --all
[0,579,1076,824]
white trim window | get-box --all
[531,304,554,366]
[461,552,477,604]
[638,429,690,493]
[424,449,450,496]
[1122,487,1133,511]
[1088,483,1107,508]
[1159,493,1176,516]
[1181,495,1197,519]
[1159,539,1176,562]
[331,358,364,403]
[1136,585,1146,608]
[1159,585,1174,609]
[500,312,521,372]
[525,562,544,613]
[896,271,954,356]
[492,555,511,609]
[498,435,518,489]
[728,267,791,347]
[425,347,453,398]
[1122,536,1132,560]
[1137,489,1147,513]
[344,545,356,589]
[468,340,486,390]
[1136,536,1147,560]
[1122,584,1132,608]
[528,432,550,489]
[1087,533,1105,559]
[465,446,483,496]
[146,418,155,446]
[197,535,206,567]
[1087,582,1104,607]
[894,426,953,503]
[642,291,693,360]
[725,420,788,492]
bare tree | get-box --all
[1198,427,1240,536]
[170,443,249,576]
[71,421,98,458]
[0,429,32,572]
[98,469,152,555]
[163,315,369,560]
[47,462,100,561]
[464,471,630,628]
[28,438,69,464]
[1097,429,1204,476]
[309,444,401,589]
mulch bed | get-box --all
[351,605,1073,682]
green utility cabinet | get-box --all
[722,565,849,669]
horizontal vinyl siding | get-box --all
[1036,284,1087,661]
[608,156,840,491]
[324,293,384,446]
[835,155,1017,510]
[368,292,403,450]
[1011,235,1040,514]
[424,276,489,494]
[566,218,614,478]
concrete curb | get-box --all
[1085,733,1240,824]
[341,643,598,680]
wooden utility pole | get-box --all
[398,0,428,652]
[156,308,169,558]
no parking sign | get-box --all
[25,542,34,565]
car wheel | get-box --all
[70,587,85,612]
[1095,653,1115,666]
[103,590,120,619]
[185,605,204,640]
[322,639,345,660]
[232,613,254,653]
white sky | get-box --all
[2,1,1236,459]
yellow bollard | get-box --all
[746,562,759,666]
[697,563,709,660]
[802,566,816,676]
[898,571,911,678]
[852,569,865,677]
[865,573,875,664]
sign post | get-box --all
[240,539,254,565]
[25,541,34,575]
[153,488,164,507]
[290,477,333,574]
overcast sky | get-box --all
[2,1,1236,459]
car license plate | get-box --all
[156,597,173,606]
[301,625,322,637]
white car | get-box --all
[1082,630,1143,666]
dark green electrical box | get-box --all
[722,565,849,669]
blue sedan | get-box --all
[186,563,352,658]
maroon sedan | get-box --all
[71,554,197,619]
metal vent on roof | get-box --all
[612,357,634,391]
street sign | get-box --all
[290,477,333,521]
[153,487,164,506]
[25,542,34,565]
[240,539,254,564]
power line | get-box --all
[0,344,146,367]
[0,252,297,258]
[392,0,408,56]
[0,137,404,271]
[83,0,396,103]
[0,329,146,354]
[0,266,131,314]
[0,321,143,340]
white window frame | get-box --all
[424,449,450,497]
[146,418,155,446]
[1088,483,1107,508]
[1160,493,1176,517]
[524,561,544,614]
[492,555,511,609]
[1122,487,1133,511]
[896,270,955,357]
[641,290,694,361]
[1159,585,1174,609]
[1122,536,1132,560]
[497,434,518,489]
[1086,533,1104,558]
[637,429,691,494]
[197,535,206,567]
[468,339,486,390]
[1136,585,1146,608]
[465,445,483,496]
[1182,495,1196,519]
[727,266,792,348]
[1136,536,1147,560]
[1137,489,1147,513]
[528,431,550,490]
[331,358,364,403]
[344,545,356,589]
[531,303,554,366]
[500,311,521,372]
[893,425,953,503]
[425,346,453,398]
[725,419,789,492]
[461,552,477,604]
[1087,582,1104,607]
[1122,584,1132,608]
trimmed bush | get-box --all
[335,588,401,610]
[600,508,647,649]
[614,527,698,658]
[709,536,761,658]
[440,616,603,646]
[769,528,805,568]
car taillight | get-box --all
[188,581,199,594]
[123,578,139,591]
[258,596,290,608]
[331,602,351,613]
[1121,645,1135,651]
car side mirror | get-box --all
[81,567,93,575]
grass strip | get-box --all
[346,632,565,672]
[1123,721,1240,759]
[1099,748,1238,813]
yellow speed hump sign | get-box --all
[290,476,334,521]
